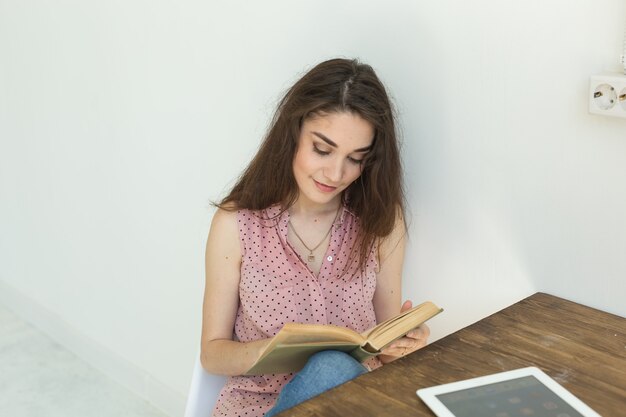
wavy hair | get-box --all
[218,58,406,270]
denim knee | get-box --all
[264,351,367,417]
[300,350,367,382]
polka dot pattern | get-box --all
[211,205,381,417]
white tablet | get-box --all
[416,367,601,417]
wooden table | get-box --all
[279,292,626,417]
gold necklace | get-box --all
[288,206,341,263]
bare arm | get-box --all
[200,208,271,376]
[373,213,430,364]
[372,213,406,325]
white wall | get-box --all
[1,1,625,416]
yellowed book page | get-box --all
[246,322,366,375]
[363,301,443,351]
[245,342,360,375]
[271,322,365,345]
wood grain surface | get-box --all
[278,292,626,417]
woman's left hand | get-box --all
[379,300,431,364]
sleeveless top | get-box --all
[211,205,382,417]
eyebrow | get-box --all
[312,131,373,153]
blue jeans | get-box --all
[264,351,367,417]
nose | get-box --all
[323,157,344,184]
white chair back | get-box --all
[184,356,227,417]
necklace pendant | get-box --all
[307,254,315,263]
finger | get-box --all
[384,329,430,357]
[382,339,410,355]
[408,324,430,340]
[382,345,410,357]
[388,341,421,356]
[421,323,431,339]
[400,299,413,313]
[388,337,417,351]
[396,333,428,352]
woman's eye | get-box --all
[313,145,363,164]
[313,146,330,156]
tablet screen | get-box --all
[435,375,584,417]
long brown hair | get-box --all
[218,58,406,269]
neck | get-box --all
[289,196,342,218]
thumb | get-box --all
[400,299,413,312]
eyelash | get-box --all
[313,146,363,165]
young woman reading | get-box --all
[201,58,430,417]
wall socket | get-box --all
[589,73,626,118]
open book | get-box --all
[245,301,443,375]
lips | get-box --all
[314,179,338,193]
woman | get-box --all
[201,58,430,417]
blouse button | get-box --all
[327,255,333,262]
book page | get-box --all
[272,322,365,345]
[246,342,362,375]
[246,323,366,375]
[363,301,443,351]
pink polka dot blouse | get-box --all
[211,204,382,417]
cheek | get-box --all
[293,152,311,179]
[294,151,319,174]
[345,165,363,183]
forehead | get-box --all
[302,111,374,149]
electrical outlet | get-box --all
[589,73,626,118]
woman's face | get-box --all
[292,111,374,209]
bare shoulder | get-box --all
[206,206,241,258]
[211,206,238,229]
